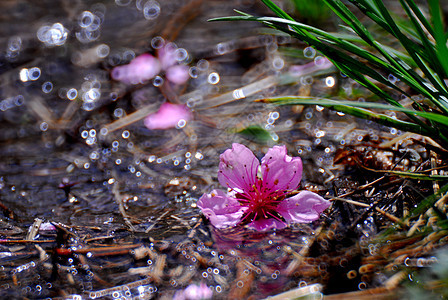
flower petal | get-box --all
[218,143,259,192]
[197,189,246,229]
[248,219,287,231]
[260,145,302,192]
[144,102,192,130]
[277,191,331,223]
[166,65,190,85]
[158,43,178,70]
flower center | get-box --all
[236,181,285,223]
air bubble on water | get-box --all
[67,88,78,100]
[358,282,367,290]
[232,88,245,100]
[8,36,22,52]
[216,42,228,55]
[79,11,95,28]
[215,286,222,293]
[83,88,100,103]
[114,108,124,118]
[197,59,209,70]
[208,72,220,84]
[153,76,164,87]
[40,122,48,132]
[122,130,130,139]
[176,119,187,129]
[388,74,398,84]
[303,47,316,58]
[96,44,110,58]
[37,23,68,47]
[151,36,164,49]
[42,82,53,93]
[336,111,345,116]
[143,1,161,20]
[89,151,99,160]
[390,128,397,135]
[195,152,203,160]
[30,67,41,80]
[272,57,284,70]
[325,76,335,87]
[189,67,199,78]
[100,127,108,135]
[305,112,313,119]
[86,136,96,145]
[300,76,313,85]
[89,129,96,137]
[175,48,188,62]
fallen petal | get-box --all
[277,191,331,223]
[260,145,302,192]
[197,189,246,229]
[166,65,190,85]
[144,102,192,130]
[248,218,287,231]
[217,143,259,192]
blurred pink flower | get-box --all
[158,43,190,85]
[173,282,213,300]
[144,102,192,130]
[111,54,161,85]
[197,143,331,231]
[111,42,189,85]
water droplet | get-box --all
[42,81,53,93]
[325,76,335,87]
[176,119,187,129]
[40,122,49,132]
[272,57,284,70]
[151,36,164,49]
[114,108,124,118]
[143,1,161,20]
[207,72,220,84]
[122,130,130,139]
[67,88,78,100]
[153,76,164,87]
[175,48,188,61]
[303,46,316,58]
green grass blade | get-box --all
[264,96,448,126]
[429,0,448,77]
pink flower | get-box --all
[197,143,331,231]
[111,42,189,85]
[111,54,161,85]
[173,282,213,300]
[144,102,192,130]
[158,43,190,85]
